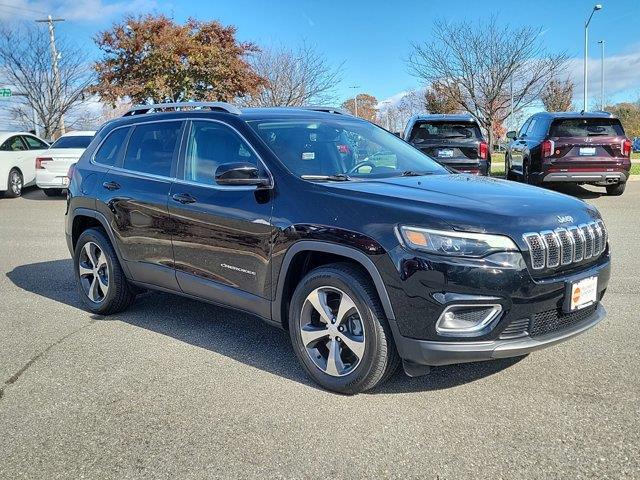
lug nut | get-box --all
[331,318,336,324]
[336,337,341,342]
[338,326,344,332]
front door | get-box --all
[96,120,184,290]
[168,120,273,309]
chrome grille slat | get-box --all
[523,221,606,272]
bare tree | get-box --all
[424,81,459,114]
[0,24,93,139]
[242,43,343,107]
[541,78,574,112]
[408,17,567,147]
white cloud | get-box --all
[566,48,640,99]
[1,0,158,23]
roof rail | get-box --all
[123,101,242,117]
[300,106,352,116]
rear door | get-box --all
[21,135,49,184]
[548,117,627,169]
[168,119,273,309]
[510,118,532,172]
[96,120,184,290]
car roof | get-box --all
[408,114,478,123]
[533,111,619,120]
[59,130,97,137]
[0,131,45,143]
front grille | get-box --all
[529,304,598,337]
[523,221,606,271]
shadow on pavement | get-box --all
[19,187,67,201]
[7,259,521,394]
[547,183,605,200]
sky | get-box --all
[1,0,640,113]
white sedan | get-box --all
[0,132,50,198]
[36,130,96,196]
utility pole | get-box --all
[349,85,360,117]
[35,15,65,135]
[598,40,605,110]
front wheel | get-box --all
[606,182,626,196]
[4,169,23,198]
[288,263,399,394]
[74,228,136,315]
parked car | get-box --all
[505,111,632,196]
[632,137,640,153]
[36,130,96,196]
[66,102,610,394]
[403,114,490,175]
[0,131,49,197]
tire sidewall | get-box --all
[6,169,23,198]
[288,267,386,393]
[74,229,120,314]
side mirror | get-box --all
[506,131,517,140]
[215,162,270,187]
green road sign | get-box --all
[0,88,11,98]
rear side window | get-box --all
[0,136,27,151]
[550,118,625,137]
[410,121,482,143]
[94,127,130,166]
[22,135,49,149]
[50,135,94,149]
[124,121,182,177]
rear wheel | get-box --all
[606,182,626,196]
[288,263,399,394]
[43,188,64,197]
[505,154,517,181]
[4,169,23,198]
[74,228,136,315]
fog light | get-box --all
[435,304,502,337]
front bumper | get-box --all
[390,303,605,366]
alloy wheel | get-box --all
[78,241,109,303]
[299,287,366,377]
[10,171,22,195]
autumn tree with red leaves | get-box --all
[92,15,264,105]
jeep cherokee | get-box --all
[505,111,632,195]
[65,102,610,394]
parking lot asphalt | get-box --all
[1,183,639,480]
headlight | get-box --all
[397,226,518,258]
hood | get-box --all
[322,173,600,238]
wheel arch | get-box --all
[71,208,132,279]
[3,166,23,191]
[273,241,395,329]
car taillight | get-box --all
[478,141,488,160]
[622,138,632,157]
[541,139,555,158]
[35,157,53,169]
[66,163,76,180]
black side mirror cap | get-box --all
[215,162,271,187]
[506,131,517,140]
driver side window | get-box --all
[183,121,257,185]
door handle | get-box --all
[172,193,197,204]
[102,181,120,191]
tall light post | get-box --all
[583,4,602,111]
[598,40,605,110]
[349,85,360,117]
[35,15,66,136]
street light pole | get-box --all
[598,40,605,110]
[583,4,602,112]
[349,85,360,117]
[35,15,65,136]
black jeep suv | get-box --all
[66,102,610,394]
[403,114,490,175]
[505,111,632,195]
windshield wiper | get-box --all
[400,171,434,177]
[301,174,351,181]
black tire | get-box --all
[522,161,531,184]
[74,227,136,315]
[505,155,516,181]
[4,169,23,198]
[43,188,64,197]
[606,182,626,196]
[288,263,399,394]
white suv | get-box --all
[36,130,96,196]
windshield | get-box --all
[549,118,624,137]
[409,121,482,143]
[248,118,447,179]
[50,135,94,149]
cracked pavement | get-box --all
[0,185,639,479]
